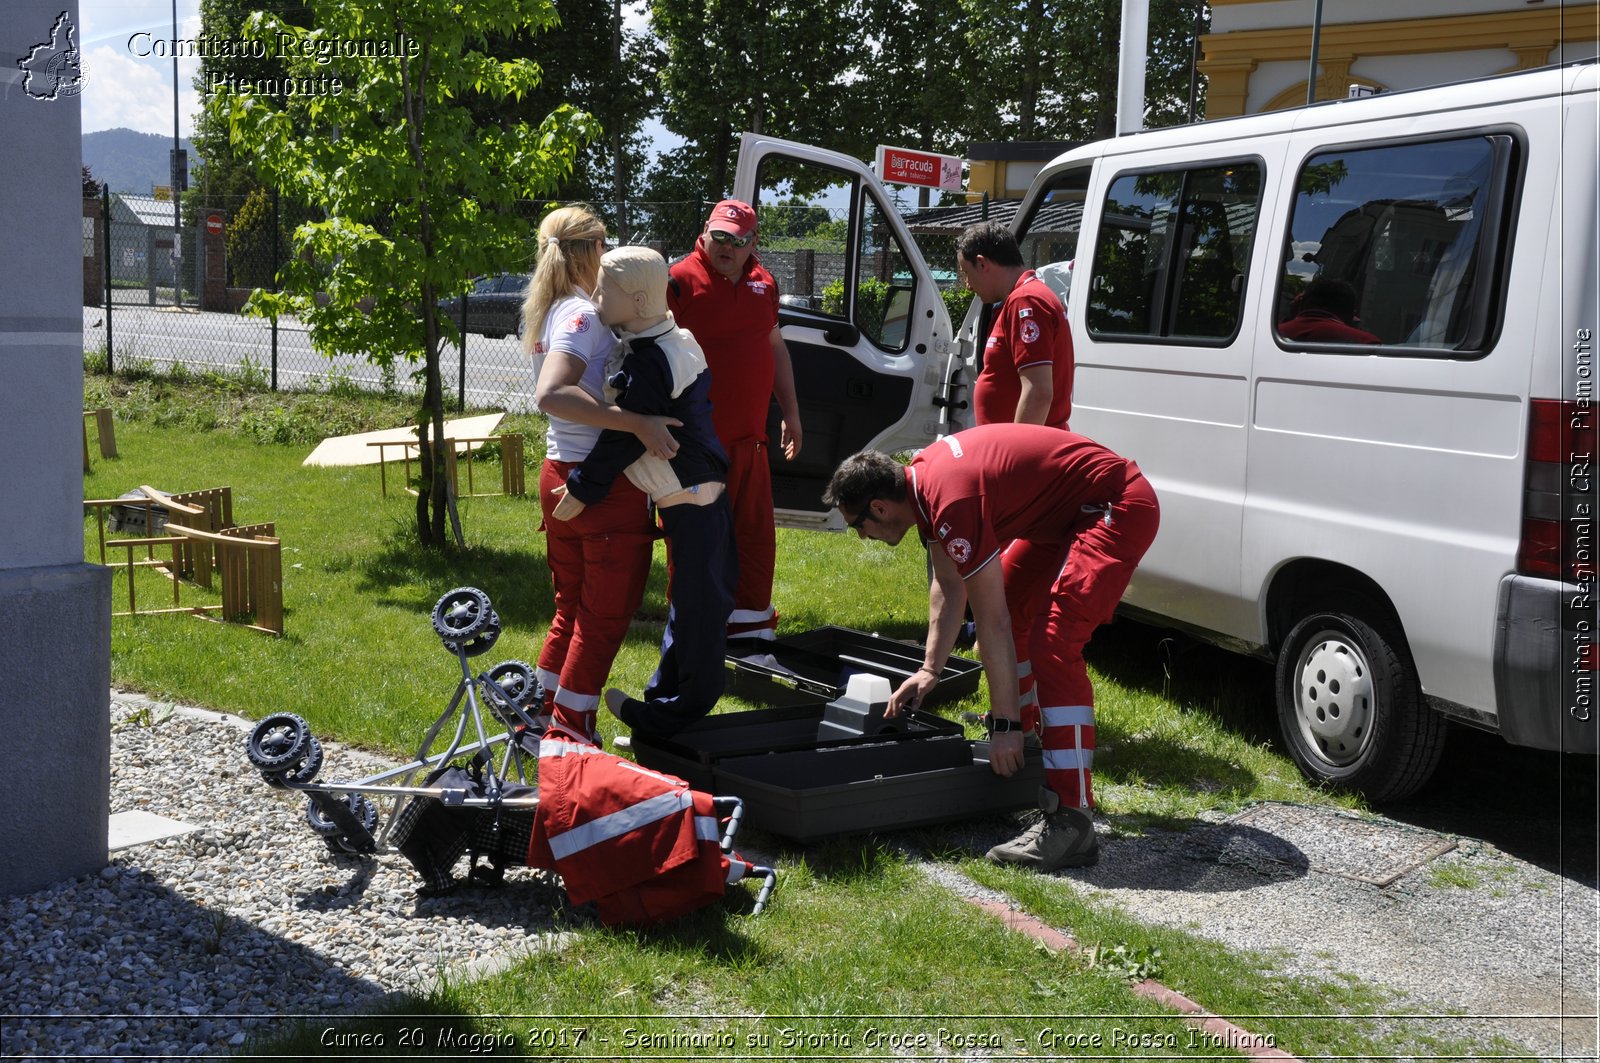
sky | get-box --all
[75,0,657,140]
[78,0,204,137]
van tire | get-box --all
[1275,610,1445,802]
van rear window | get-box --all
[1086,163,1262,343]
[1277,135,1516,355]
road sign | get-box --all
[874,144,964,192]
[206,214,224,236]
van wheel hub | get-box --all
[1292,633,1376,766]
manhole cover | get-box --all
[1220,802,1457,886]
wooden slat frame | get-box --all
[367,434,525,498]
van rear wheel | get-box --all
[1275,609,1444,802]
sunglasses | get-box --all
[848,504,875,531]
[708,229,753,248]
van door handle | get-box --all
[824,322,861,346]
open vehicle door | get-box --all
[731,134,962,529]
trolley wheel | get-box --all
[305,795,344,836]
[305,792,376,837]
[487,660,538,708]
[263,735,325,789]
[246,713,311,773]
[458,612,502,657]
[432,587,493,646]
[283,736,324,786]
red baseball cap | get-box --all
[706,199,757,240]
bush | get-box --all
[821,277,892,340]
[824,277,974,340]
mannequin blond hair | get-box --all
[521,206,607,355]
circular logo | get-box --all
[1020,319,1041,344]
[946,538,972,564]
[46,51,88,97]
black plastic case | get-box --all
[724,626,982,708]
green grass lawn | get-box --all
[84,369,1516,1061]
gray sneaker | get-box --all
[986,807,1099,870]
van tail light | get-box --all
[1518,398,1596,580]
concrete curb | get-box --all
[964,897,1303,1063]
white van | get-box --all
[732,59,1598,801]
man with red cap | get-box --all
[668,199,803,647]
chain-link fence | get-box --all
[82,190,973,411]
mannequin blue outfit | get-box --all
[564,317,737,736]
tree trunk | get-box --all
[415,410,435,547]
[400,33,449,548]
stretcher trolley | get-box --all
[242,587,776,925]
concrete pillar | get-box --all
[1,0,112,896]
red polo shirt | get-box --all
[907,424,1129,580]
[975,270,1074,428]
[668,244,781,444]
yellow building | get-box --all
[1199,0,1599,118]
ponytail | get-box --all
[521,206,607,355]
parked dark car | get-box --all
[437,273,528,339]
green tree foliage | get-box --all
[961,0,1206,140]
[647,0,864,197]
[225,186,276,289]
[448,0,657,216]
[191,0,312,204]
[214,0,597,547]
[855,0,978,159]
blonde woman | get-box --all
[521,206,677,743]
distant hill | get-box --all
[82,128,194,195]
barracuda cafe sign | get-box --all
[874,144,964,192]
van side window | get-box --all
[1016,169,1090,309]
[1086,163,1262,343]
[1277,135,1516,354]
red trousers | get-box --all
[1001,467,1160,810]
[721,436,778,640]
[536,459,655,740]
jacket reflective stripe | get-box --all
[1044,747,1094,771]
[695,816,721,842]
[553,686,600,713]
[547,790,693,861]
[1042,705,1095,727]
[539,737,607,758]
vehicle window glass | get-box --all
[1087,162,1261,342]
[852,193,917,352]
[751,155,929,354]
[1016,168,1089,309]
[1278,136,1510,353]
[752,156,853,316]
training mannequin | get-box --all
[552,246,737,738]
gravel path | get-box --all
[0,694,578,1060]
[914,814,1598,1062]
[1,692,1595,1061]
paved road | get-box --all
[83,305,538,412]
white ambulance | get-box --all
[733,59,1598,801]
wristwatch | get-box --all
[979,712,1026,735]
